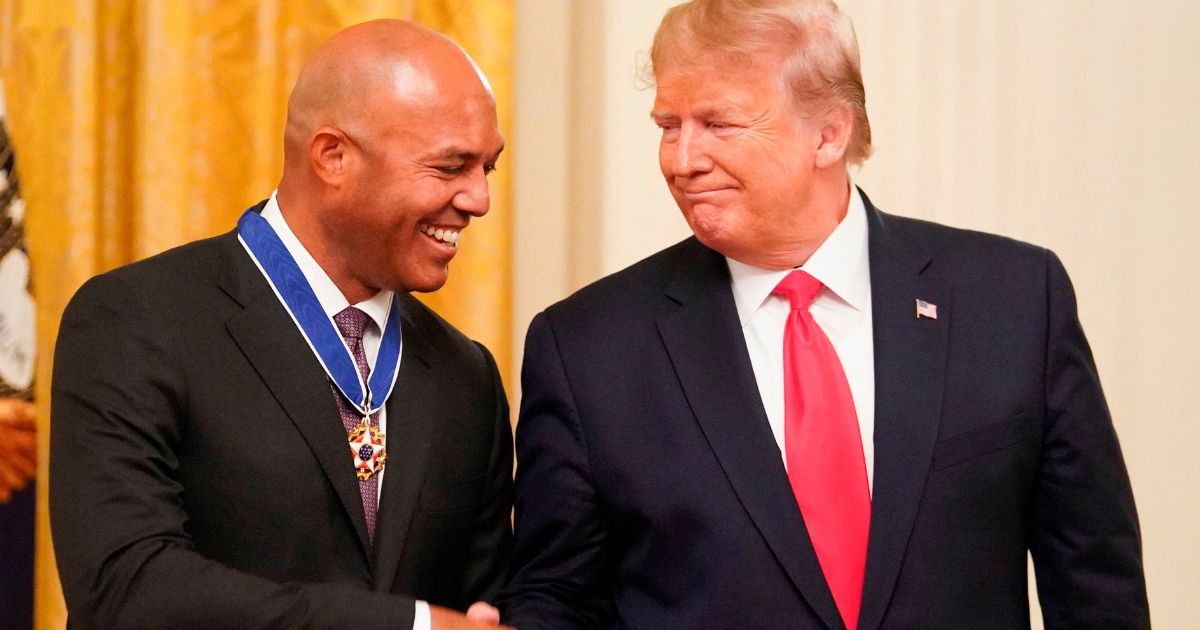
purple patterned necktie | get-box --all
[332,306,379,543]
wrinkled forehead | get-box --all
[653,49,789,101]
[654,38,791,88]
[373,82,502,147]
[347,50,495,131]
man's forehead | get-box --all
[651,100,744,119]
[653,62,789,115]
[433,144,505,159]
[652,79,773,116]
[382,59,439,103]
[419,133,506,160]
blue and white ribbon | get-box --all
[237,210,401,416]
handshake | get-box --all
[432,602,512,630]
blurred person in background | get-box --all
[1,76,37,630]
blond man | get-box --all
[499,1,1147,628]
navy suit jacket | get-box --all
[51,203,513,629]
[499,193,1147,629]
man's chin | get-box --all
[397,268,451,294]
[690,228,738,260]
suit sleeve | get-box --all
[50,273,417,630]
[497,312,614,629]
[1029,251,1150,629]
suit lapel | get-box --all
[655,242,846,630]
[370,297,440,591]
[856,200,951,630]
[217,224,374,559]
[222,232,442,585]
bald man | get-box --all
[51,21,512,630]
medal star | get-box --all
[348,419,387,481]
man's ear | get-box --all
[310,125,351,186]
[814,106,852,170]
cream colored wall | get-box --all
[839,2,1200,625]
[513,0,688,352]
[513,1,1200,626]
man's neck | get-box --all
[274,187,380,305]
[744,178,852,270]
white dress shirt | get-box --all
[727,186,876,492]
[257,191,430,630]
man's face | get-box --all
[330,82,504,294]
[653,53,824,268]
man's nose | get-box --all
[453,169,491,217]
[671,124,714,176]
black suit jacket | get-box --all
[51,204,513,629]
[499,194,1147,629]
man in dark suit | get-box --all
[498,1,1148,628]
[51,20,513,630]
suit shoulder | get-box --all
[543,237,708,323]
[883,212,1055,279]
[65,232,233,313]
[399,294,497,372]
[71,200,269,303]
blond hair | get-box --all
[650,0,872,166]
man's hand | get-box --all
[0,397,36,502]
[465,602,502,624]
[430,603,512,630]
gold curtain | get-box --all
[0,1,513,627]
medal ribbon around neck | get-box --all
[237,210,402,418]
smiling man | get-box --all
[51,20,512,630]
[500,1,1148,628]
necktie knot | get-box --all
[333,306,370,342]
[773,269,823,310]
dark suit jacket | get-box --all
[498,193,1148,629]
[51,203,513,629]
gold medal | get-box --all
[348,417,387,481]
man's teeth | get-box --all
[418,224,461,245]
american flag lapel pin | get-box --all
[915,298,938,319]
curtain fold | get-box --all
[0,1,512,626]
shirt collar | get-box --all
[727,185,871,326]
[261,190,394,332]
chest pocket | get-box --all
[417,475,485,514]
[931,412,1034,471]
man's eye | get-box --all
[484,163,498,175]
[437,165,465,175]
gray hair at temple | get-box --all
[649,0,873,167]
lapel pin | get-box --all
[915,298,938,319]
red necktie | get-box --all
[774,270,870,630]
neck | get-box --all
[333,279,380,305]
[745,178,852,270]
[275,184,379,305]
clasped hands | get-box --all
[430,601,514,630]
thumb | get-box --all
[465,601,500,624]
